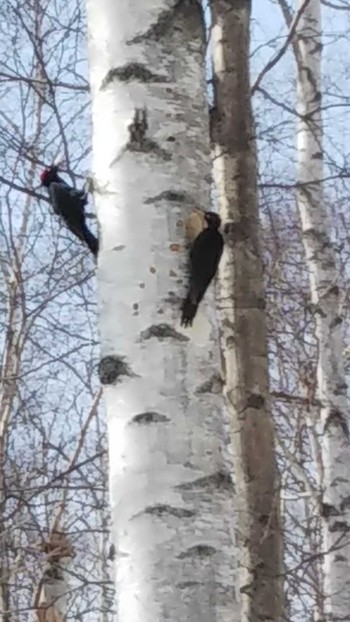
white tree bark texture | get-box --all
[211,1,283,621]
[296,0,350,618]
[85,1,238,621]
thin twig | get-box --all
[251,0,312,95]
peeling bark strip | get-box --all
[86,0,237,621]
[211,1,283,621]
[295,1,350,617]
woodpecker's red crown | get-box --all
[40,165,59,187]
[40,168,50,183]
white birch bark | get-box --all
[210,2,283,621]
[296,0,350,617]
[85,1,238,621]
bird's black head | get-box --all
[204,211,221,229]
[40,165,59,187]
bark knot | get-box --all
[195,374,224,394]
[178,544,216,559]
[140,323,189,342]
[98,355,134,385]
[143,504,195,519]
[100,63,167,90]
[246,393,265,410]
[129,412,169,424]
[324,408,349,438]
[177,471,233,492]
[126,108,171,159]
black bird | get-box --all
[181,211,223,327]
[40,165,98,257]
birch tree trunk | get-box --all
[34,531,74,622]
[85,1,238,621]
[210,2,283,621]
[295,0,350,617]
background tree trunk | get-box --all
[210,1,283,621]
[295,0,350,617]
[86,1,238,620]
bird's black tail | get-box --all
[82,224,99,257]
[181,295,199,327]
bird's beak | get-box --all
[53,154,65,168]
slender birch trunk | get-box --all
[295,0,350,617]
[210,2,283,621]
[85,1,238,620]
[35,531,73,621]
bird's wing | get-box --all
[49,182,85,220]
[190,229,223,278]
[188,229,223,304]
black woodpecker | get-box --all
[40,165,98,257]
[181,211,223,327]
